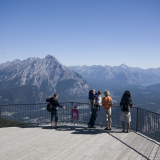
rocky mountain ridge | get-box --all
[68,65,160,84]
[0,55,89,97]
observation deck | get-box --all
[0,102,160,160]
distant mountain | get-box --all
[68,65,160,84]
[0,85,45,104]
[146,83,160,90]
[0,55,89,100]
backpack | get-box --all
[46,103,53,112]
[121,97,131,112]
[88,90,95,100]
[121,91,132,112]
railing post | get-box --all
[0,105,2,128]
[136,108,139,132]
[70,102,74,123]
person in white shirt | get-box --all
[88,90,102,128]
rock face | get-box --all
[0,55,89,97]
[68,64,160,85]
[0,59,21,70]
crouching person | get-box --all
[46,93,65,129]
[120,91,133,133]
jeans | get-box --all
[88,107,99,127]
[51,110,58,122]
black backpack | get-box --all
[46,103,53,112]
[121,91,132,112]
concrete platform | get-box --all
[0,123,160,160]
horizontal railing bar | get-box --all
[0,102,90,106]
[136,107,160,115]
[1,103,159,115]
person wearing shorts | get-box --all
[120,102,133,133]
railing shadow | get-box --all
[108,132,151,160]
[44,124,157,159]
[41,124,159,159]
[136,132,160,145]
[8,123,159,159]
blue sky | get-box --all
[0,0,160,69]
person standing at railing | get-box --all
[88,90,102,128]
[46,93,65,129]
[120,91,133,133]
[102,90,113,130]
[72,103,79,129]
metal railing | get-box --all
[0,102,160,141]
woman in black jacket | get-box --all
[46,93,65,129]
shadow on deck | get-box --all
[0,123,160,160]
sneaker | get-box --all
[122,130,125,132]
[126,131,129,133]
[104,128,109,130]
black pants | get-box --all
[51,110,58,122]
[88,107,99,127]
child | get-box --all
[72,103,79,129]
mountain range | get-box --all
[68,64,160,85]
[1,55,160,105]
[0,55,89,104]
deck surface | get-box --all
[0,123,160,160]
